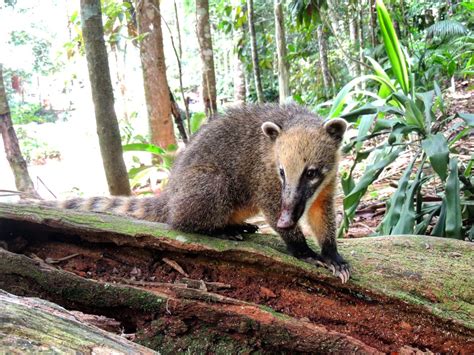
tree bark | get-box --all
[232,0,246,104]
[247,0,264,103]
[0,65,40,199]
[0,203,473,353]
[137,0,176,148]
[196,0,218,118]
[80,0,131,196]
[348,0,361,78]
[233,51,246,103]
[369,0,378,47]
[274,0,290,104]
[317,24,331,97]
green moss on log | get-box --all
[0,202,472,328]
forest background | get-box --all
[0,0,472,240]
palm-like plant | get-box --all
[330,0,474,240]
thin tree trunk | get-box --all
[349,0,361,78]
[274,0,290,104]
[233,57,246,104]
[232,0,246,104]
[358,1,365,85]
[0,65,40,199]
[247,0,264,103]
[316,24,331,97]
[327,0,342,37]
[80,0,131,196]
[173,0,191,136]
[169,89,188,143]
[196,0,217,118]
[369,0,377,47]
[137,0,176,149]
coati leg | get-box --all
[307,181,350,283]
[258,195,324,261]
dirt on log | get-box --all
[0,203,472,353]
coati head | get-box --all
[262,118,347,229]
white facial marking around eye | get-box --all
[322,166,330,175]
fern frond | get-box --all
[426,20,468,41]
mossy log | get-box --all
[0,289,156,354]
[0,203,472,353]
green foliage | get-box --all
[426,20,468,41]
[10,103,58,125]
[333,0,473,240]
[123,143,178,194]
[15,127,61,164]
[188,112,207,135]
[8,30,56,75]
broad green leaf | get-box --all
[340,105,378,121]
[457,112,474,127]
[416,91,435,134]
[449,128,470,147]
[366,56,396,97]
[376,0,410,94]
[329,74,395,118]
[343,148,403,215]
[388,122,419,145]
[422,133,449,181]
[414,204,442,235]
[122,143,166,155]
[378,156,416,235]
[391,167,424,235]
[190,112,207,134]
[431,200,447,237]
[433,82,445,115]
[445,158,462,239]
[355,115,375,151]
[465,156,473,177]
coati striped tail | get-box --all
[35,195,168,223]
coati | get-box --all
[39,104,350,283]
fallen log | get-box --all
[0,202,472,353]
[0,289,156,354]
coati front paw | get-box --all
[324,257,350,284]
[211,223,259,241]
[303,253,351,284]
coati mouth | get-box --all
[277,203,305,229]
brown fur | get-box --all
[32,104,349,281]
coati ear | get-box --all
[261,121,281,140]
[324,118,347,142]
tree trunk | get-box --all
[0,66,40,199]
[316,24,331,97]
[0,203,473,353]
[80,0,131,196]
[233,50,246,104]
[348,0,361,78]
[196,0,218,118]
[369,0,378,47]
[247,0,264,103]
[232,0,246,104]
[137,0,176,148]
[274,0,290,104]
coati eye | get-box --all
[279,168,285,179]
[306,168,319,179]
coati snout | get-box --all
[262,118,348,230]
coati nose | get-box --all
[277,209,295,229]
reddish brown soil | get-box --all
[19,237,473,354]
